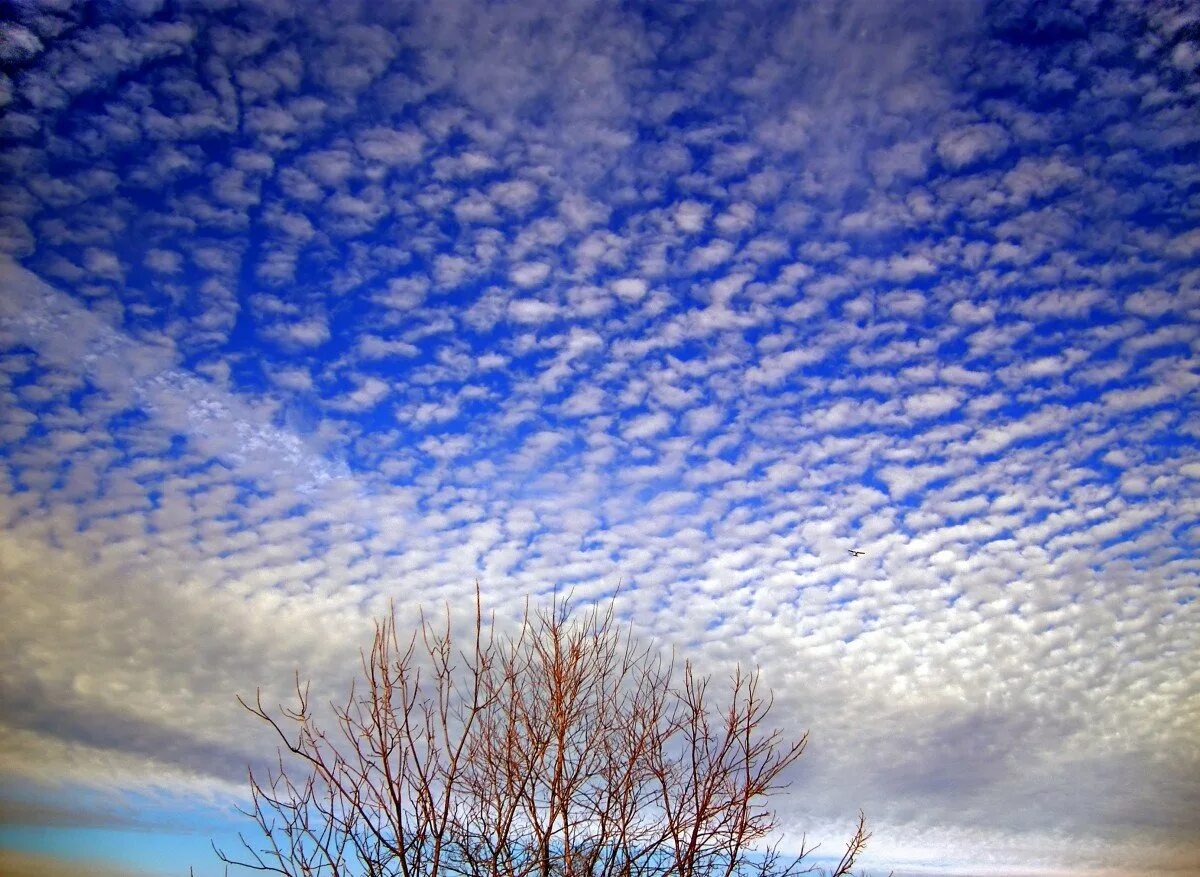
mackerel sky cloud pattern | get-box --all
[0,0,1198,874]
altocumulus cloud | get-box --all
[0,0,1198,875]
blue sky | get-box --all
[0,0,1198,874]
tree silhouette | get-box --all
[220,591,873,877]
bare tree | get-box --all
[220,591,874,877]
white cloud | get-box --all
[683,404,725,435]
[331,375,391,411]
[885,254,937,281]
[611,277,648,301]
[510,261,552,288]
[936,122,1010,169]
[490,179,540,212]
[143,248,182,274]
[903,389,962,420]
[269,365,313,392]
[508,298,559,324]
[357,334,420,359]
[264,315,330,349]
[454,191,499,223]
[714,202,756,235]
[950,300,995,326]
[621,410,672,441]
[0,23,43,64]
[1124,289,1176,317]
[673,200,710,233]
[356,126,425,165]
[869,139,931,186]
[688,239,735,271]
[83,247,123,282]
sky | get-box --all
[0,0,1197,874]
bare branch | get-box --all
[222,591,873,877]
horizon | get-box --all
[0,0,1198,875]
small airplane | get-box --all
[847,549,866,557]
